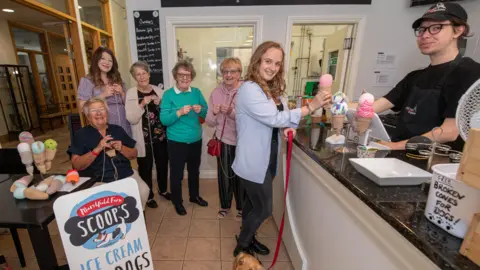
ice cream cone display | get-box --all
[10,175,48,200]
[31,141,46,174]
[17,142,34,175]
[355,89,375,135]
[44,139,57,171]
[66,169,80,184]
[46,175,66,195]
[10,175,34,193]
[326,91,348,145]
[19,131,34,145]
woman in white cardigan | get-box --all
[126,61,170,209]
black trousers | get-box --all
[137,140,169,200]
[168,139,202,205]
[237,170,273,247]
[217,143,243,210]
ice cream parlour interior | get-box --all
[278,73,480,270]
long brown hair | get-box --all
[88,47,122,87]
[245,41,286,100]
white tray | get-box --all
[349,158,432,186]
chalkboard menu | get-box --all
[161,0,370,7]
[133,10,163,88]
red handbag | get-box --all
[207,92,236,157]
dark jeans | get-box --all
[168,139,202,205]
[217,143,243,210]
[137,140,169,200]
[237,170,273,247]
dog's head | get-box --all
[232,252,265,270]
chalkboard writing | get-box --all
[133,10,163,88]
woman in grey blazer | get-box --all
[232,41,331,257]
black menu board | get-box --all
[133,10,163,88]
[161,0,371,7]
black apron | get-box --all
[392,55,462,142]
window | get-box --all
[328,50,339,80]
[78,0,106,30]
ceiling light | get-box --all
[2,9,14,13]
[78,6,82,9]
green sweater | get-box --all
[160,87,208,143]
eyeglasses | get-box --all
[414,24,452,37]
[177,73,192,79]
[90,108,106,114]
[222,70,240,75]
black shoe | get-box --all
[174,204,187,216]
[146,199,158,208]
[189,196,208,207]
[250,237,270,255]
[159,192,171,201]
[233,244,254,257]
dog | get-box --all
[93,217,127,248]
[233,252,265,270]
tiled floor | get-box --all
[1,125,294,269]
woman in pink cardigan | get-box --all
[206,58,244,220]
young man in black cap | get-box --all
[368,2,480,150]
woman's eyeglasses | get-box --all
[177,73,192,79]
[414,24,452,37]
[90,108,106,114]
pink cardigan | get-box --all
[205,82,242,146]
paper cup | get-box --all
[357,146,378,158]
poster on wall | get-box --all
[161,0,371,8]
[53,178,153,270]
[133,10,163,89]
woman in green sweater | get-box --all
[160,60,209,215]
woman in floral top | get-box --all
[126,61,170,209]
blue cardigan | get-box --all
[232,81,302,184]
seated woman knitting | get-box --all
[67,97,150,209]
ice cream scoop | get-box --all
[46,175,66,195]
[31,141,46,174]
[330,91,348,137]
[44,139,57,171]
[355,89,375,134]
[19,131,34,145]
[17,142,34,175]
[319,74,333,88]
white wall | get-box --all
[125,0,480,176]
[0,19,17,137]
[126,0,480,99]
[110,0,133,88]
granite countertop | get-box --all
[294,126,479,270]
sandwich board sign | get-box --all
[53,178,152,270]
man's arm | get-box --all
[379,118,459,150]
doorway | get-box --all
[284,16,365,100]
[165,16,262,178]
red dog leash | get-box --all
[269,131,293,269]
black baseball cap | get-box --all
[412,2,468,29]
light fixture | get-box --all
[2,9,14,13]
[78,6,82,9]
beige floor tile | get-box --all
[255,238,290,262]
[158,218,191,237]
[151,237,187,261]
[193,205,221,219]
[0,232,36,260]
[145,204,167,224]
[48,219,60,236]
[189,219,220,237]
[52,235,67,260]
[183,260,222,270]
[257,218,279,238]
[146,222,161,236]
[184,238,221,261]
[4,257,40,270]
[266,261,295,270]
[148,234,156,248]
[163,204,194,219]
[152,260,183,270]
[220,237,237,262]
[220,219,241,238]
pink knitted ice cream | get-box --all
[355,90,375,134]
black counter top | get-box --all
[294,126,479,270]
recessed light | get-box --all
[2,9,14,13]
[78,6,82,9]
